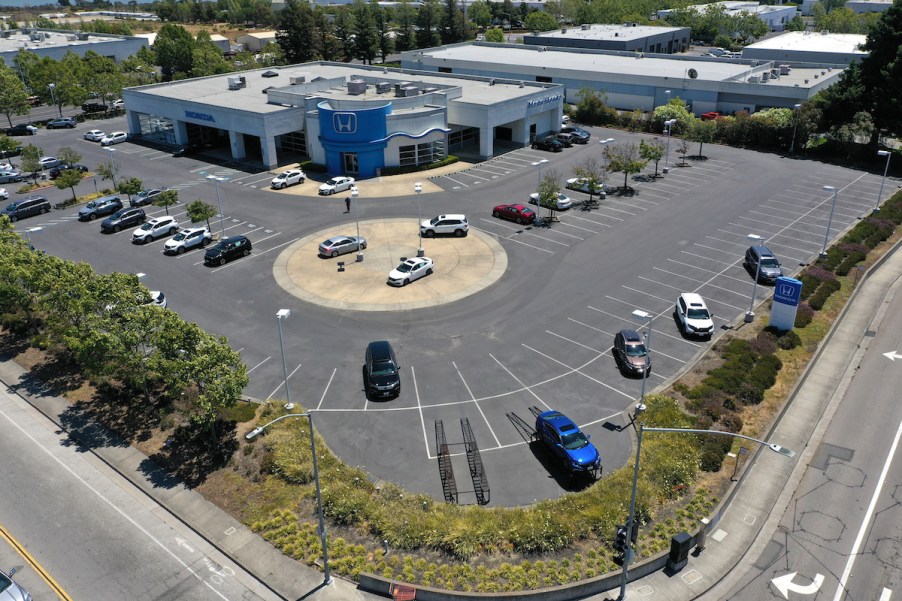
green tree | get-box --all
[187,332,248,438]
[20,144,42,183]
[535,168,562,220]
[371,0,394,62]
[334,8,357,62]
[394,0,417,52]
[0,61,30,128]
[442,0,465,43]
[81,51,124,106]
[314,7,340,61]
[258,41,286,66]
[155,23,195,80]
[54,168,84,205]
[815,6,862,33]
[352,0,379,64]
[96,156,120,188]
[525,11,558,32]
[469,0,492,28]
[277,0,318,63]
[416,0,443,48]
[0,136,20,167]
[786,15,806,31]
[484,26,505,42]
[56,146,81,166]
[572,156,605,200]
[605,142,648,192]
[154,189,179,215]
[117,176,143,203]
[191,31,231,77]
[186,199,217,231]
[858,0,902,145]
[639,138,666,178]
[687,119,717,158]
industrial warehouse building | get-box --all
[523,23,692,54]
[121,62,564,175]
[0,28,148,64]
[741,31,868,64]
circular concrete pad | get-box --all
[273,218,508,311]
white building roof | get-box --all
[744,31,867,54]
[237,31,277,41]
[0,29,136,54]
[530,24,687,42]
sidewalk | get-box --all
[608,241,902,601]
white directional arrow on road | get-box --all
[772,572,825,598]
[884,351,902,361]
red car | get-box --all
[492,203,536,224]
[701,111,722,120]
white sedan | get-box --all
[0,188,8,200]
[318,176,355,195]
[528,192,573,210]
[271,169,306,189]
[84,129,106,142]
[566,177,606,197]
[100,131,128,146]
[387,257,434,287]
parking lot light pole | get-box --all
[415,182,424,257]
[789,103,801,153]
[821,185,838,257]
[48,83,61,117]
[875,150,892,213]
[246,413,332,586]
[276,309,292,409]
[104,147,118,188]
[664,89,670,106]
[206,175,226,238]
[631,309,652,406]
[745,233,762,323]
[352,186,363,262]
[22,226,42,250]
[531,159,549,223]
[617,425,794,601]
[663,119,677,174]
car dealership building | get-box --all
[121,62,564,176]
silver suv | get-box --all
[745,245,783,284]
[132,215,179,244]
[420,214,468,238]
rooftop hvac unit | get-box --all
[581,24,590,30]
[561,28,567,34]
[399,86,419,97]
[347,79,367,95]
[227,76,243,90]
[749,75,760,83]
[375,81,392,93]
[779,64,790,75]
[238,75,246,86]
[762,71,769,81]
[394,81,412,94]
[66,34,76,41]
[421,87,438,94]
[76,32,89,40]
[289,75,307,85]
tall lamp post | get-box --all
[206,175,226,238]
[414,182,424,257]
[789,103,801,153]
[663,119,677,174]
[104,147,118,188]
[246,413,332,586]
[874,150,892,213]
[47,83,61,117]
[276,309,292,409]
[22,226,42,250]
[617,425,794,601]
[821,185,838,257]
[531,159,549,223]
[351,186,363,262]
[631,309,653,407]
[745,233,763,323]
[664,89,671,106]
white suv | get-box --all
[132,216,179,244]
[675,293,715,339]
[163,227,212,254]
[420,214,468,238]
[271,169,305,189]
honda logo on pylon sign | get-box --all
[773,277,802,307]
[333,112,357,133]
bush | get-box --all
[298,160,328,173]
[379,156,459,176]
[750,330,777,356]
[763,326,802,350]
[835,252,866,276]
[808,278,841,311]
[795,302,814,327]
[698,435,732,472]
[718,412,744,433]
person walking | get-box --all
[345,196,351,213]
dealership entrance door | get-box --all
[342,152,358,175]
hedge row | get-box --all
[380,155,459,176]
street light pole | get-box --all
[617,425,794,601]
[104,147,118,188]
[789,103,801,153]
[48,83,61,117]
[664,89,670,106]
[531,159,549,223]
[663,119,676,174]
[207,175,226,238]
[22,226,42,250]
[246,413,332,586]
[276,309,291,409]
[351,186,363,262]
[874,150,892,213]
[631,309,653,406]
[821,185,838,257]
[745,233,762,323]
[415,182,424,257]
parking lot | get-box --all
[9,116,896,506]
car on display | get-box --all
[46,117,77,129]
[38,157,63,170]
[0,188,7,200]
[100,207,145,233]
[554,133,574,148]
[675,292,714,339]
[271,169,305,189]
[531,136,563,152]
[78,195,123,221]
[561,125,591,143]
[318,235,366,257]
[130,188,165,208]
[420,214,469,237]
[745,245,784,284]
[81,102,106,113]
[534,410,601,476]
[529,192,573,210]
[132,215,179,244]
[48,163,88,179]
[163,227,212,254]
[83,129,106,142]
[565,177,606,197]
[5,124,37,136]
[561,114,571,124]
[3,196,50,222]
[701,111,722,120]
[387,256,434,287]
[492,203,536,224]
[0,170,22,184]
[204,235,252,266]
[613,329,651,377]
[318,176,355,195]
[113,99,125,108]
[100,131,128,146]
[364,340,401,399]
[1,567,32,601]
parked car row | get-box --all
[532,125,592,152]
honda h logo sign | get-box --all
[333,112,357,134]
[778,283,794,297]
[773,277,802,307]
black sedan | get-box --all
[100,207,146,233]
[561,126,591,144]
[204,235,252,266]
[5,124,37,136]
[48,163,89,179]
[531,136,563,152]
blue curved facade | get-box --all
[318,103,392,178]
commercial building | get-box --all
[523,23,691,54]
[236,31,277,52]
[656,1,798,32]
[121,62,563,175]
[741,31,868,64]
[845,0,894,12]
[0,28,148,64]
[402,42,845,116]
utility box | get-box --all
[666,532,692,572]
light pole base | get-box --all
[356,252,364,263]
[417,248,425,257]
[819,251,828,258]
[663,167,669,174]
[744,311,755,323]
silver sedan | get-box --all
[318,235,366,257]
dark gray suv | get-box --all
[613,329,651,377]
[3,195,50,222]
[745,245,783,284]
[364,340,401,399]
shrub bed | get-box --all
[380,156,459,176]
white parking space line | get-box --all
[693,242,740,257]
[733,214,803,230]
[680,250,735,266]
[315,368,337,411]
[243,236,301,259]
[522,230,570,246]
[611,195,659,207]
[490,354,550,411]
[265,362,302,401]
[557,219,600,234]
[770,198,860,219]
[717,231,819,255]
[541,227,584,241]
[452,361,501,447]
[473,225,556,253]
[522,343,634,399]
[409,366,433,459]
[652,266,706,285]
[705,235,750,248]
[461,171,490,181]
[246,356,271,374]
[631,189,672,202]
[647,180,686,192]
[471,166,509,177]
[189,164,215,173]
[439,174,469,189]
[621,285,681,307]
[666,258,753,286]
[586,305,701,348]
[562,213,611,228]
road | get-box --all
[725,279,902,600]
[0,381,281,601]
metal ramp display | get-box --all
[461,418,490,505]
[434,420,458,504]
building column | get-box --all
[261,136,278,169]
[479,127,493,160]
[126,110,141,136]
[229,130,247,160]
[174,120,189,146]
[511,118,529,146]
